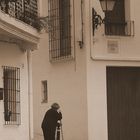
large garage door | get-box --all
[107,67,140,140]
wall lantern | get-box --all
[92,0,116,35]
[100,0,116,12]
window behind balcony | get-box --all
[0,0,38,29]
[105,0,126,36]
[48,0,71,61]
[3,66,20,125]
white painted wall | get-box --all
[0,43,30,140]
[90,0,140,61]
[33,0,140,140]
[32,0,88,139]
[32,33,88,140]
[86,0,140,140]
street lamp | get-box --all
[100,0,116,12]
[92,0,116,35]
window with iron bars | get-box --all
[3,66,21,125]
[0,0,38,29]
[48,0,72,61]
[41,80,48,103]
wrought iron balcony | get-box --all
[105,20,134,36]
[0,0,38,29]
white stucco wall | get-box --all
[86,0,140,140]
[32,34,88,140]
[32,0,88,140]
[90,0,140,61]
[0,43,30,140]
[33,0,140,140]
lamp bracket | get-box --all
[92,8,104,35]
[92,8,104,29]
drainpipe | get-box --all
[81,0,84,47]
[78,0,84,49]
[27,49,33,140]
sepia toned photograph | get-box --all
[0,0,138,140]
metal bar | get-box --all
[2,66,20,125]
[49,0,71,61]
[0,0,38,29]
[105,21,134,36]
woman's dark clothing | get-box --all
[41,108,62,140]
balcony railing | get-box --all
[105,21,135,36]
[0,0,38,29]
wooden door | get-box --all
[107,67,140,140]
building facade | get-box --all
[32,0,140,140]
[32,0,88,139]
[0,0,39,140]
[0,0,139,140]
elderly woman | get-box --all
[41,103,62,140]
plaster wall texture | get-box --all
[33,0,140,140]
[0,43,30,140]
[86,1,140,140]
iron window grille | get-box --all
[105,21,134,36]
[41,80,48,103]
[0,0,38,29]
[48,0,72,61]
[3,66,21,125]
